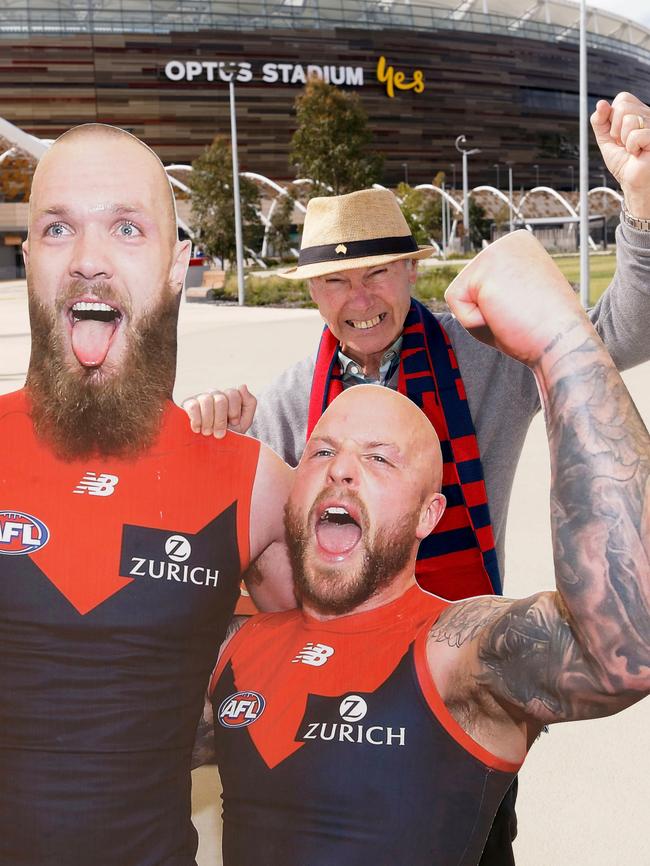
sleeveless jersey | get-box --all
[0,389,260,866]
[211,585,521,866]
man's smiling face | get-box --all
[308,259,416,368]
[23,126,190,457]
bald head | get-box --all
[29,123,178,245]
[311,384,443,496]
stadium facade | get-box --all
[0,1,649,276]
[2,0,650,188]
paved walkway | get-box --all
[1,282,649,866]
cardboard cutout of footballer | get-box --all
[0,124,294,866]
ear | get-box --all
[170,239,192,292]
[22,238,30,269]
[406,259,418,286]
[415,493,446,541]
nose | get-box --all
[327,450,359,486]
[346,278,374,310]
[68,227,114,282]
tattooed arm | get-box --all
[191,616,248,770]
[435,231,650,752]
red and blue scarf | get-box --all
[307,298,501,601]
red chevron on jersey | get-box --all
[210,585,448,769]
[0,389,259,614]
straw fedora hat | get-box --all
[281,188,434,280]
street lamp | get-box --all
[579,0,589,306]
[493,163,500,191]
[401,162,409,186]
[225,64,245,306]
[568,164,575,193]
[533,164,539,187]
[455,135,480,252]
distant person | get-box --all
[198,231,650,866]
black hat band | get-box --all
[298,234,419,266]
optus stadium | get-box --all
[2,0,650,188]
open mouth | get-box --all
[68,300,123,368]
[315,504,363,557]
[345,312,387,331]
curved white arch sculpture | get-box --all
[585,186,623,205]
[414,183,464,214]
[518,185,578,218]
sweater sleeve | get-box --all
[248,355,315,467]
[588,219,650,371]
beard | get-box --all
[26,279,179,461]
[284,492,420,616]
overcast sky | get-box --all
[588,0,650,28]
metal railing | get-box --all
[1,1,649,66]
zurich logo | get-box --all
[218,691,266,728]
[0,511,50,555]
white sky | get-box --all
[587,0,650,28]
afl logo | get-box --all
[0,511,50,555]
[218,691,266,728]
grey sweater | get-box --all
[251,222,650,579]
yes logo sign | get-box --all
[376,56,425,98]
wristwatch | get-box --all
[622,202,650,231]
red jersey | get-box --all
[0,388,260,866]
[211,585,521,866]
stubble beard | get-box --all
[284,496,419,616]
[26,279,180,461]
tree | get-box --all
[189,137,261,267]
[290,77,383,195]
[266,185,296,261]
[395,183,442,245]
[469,199,491,248]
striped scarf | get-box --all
[307,298,501,600]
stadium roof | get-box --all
[2,0,649,64]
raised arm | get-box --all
[432,232,650,751]
[588,92,650,371]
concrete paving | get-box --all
[1,282,649,866]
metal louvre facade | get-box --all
[1,1,650,186]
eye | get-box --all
[367,454,391,465]
[45,222,71,238]
[367,268,387,279]
[312,448,335,458]
[116,220,142,238]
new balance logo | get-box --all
[292,642,335,667]
[73,472,119,497]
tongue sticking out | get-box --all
[316,520,362,556]
[71,319,116,367]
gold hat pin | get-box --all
[335,244,348,255]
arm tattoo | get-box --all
[190,616,248,769]
[477,336,650,725]
[191,698,215,769]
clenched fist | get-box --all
[445,231,589,367]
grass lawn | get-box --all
[218,252,617,308]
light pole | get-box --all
[569,164,575,192]
[507,164,514,232]
[493,163,500,191]
[533,163,539,187]
[402,162,409,186]
[228,71,245,306]
[579,0,589,307]
[455,135,480,252]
